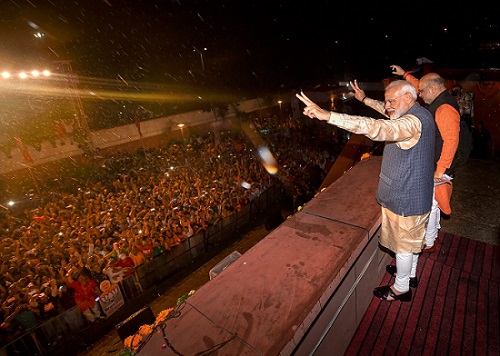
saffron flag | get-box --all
[14,137,34,164]
[133,112,143,137]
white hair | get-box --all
[386,80,418,101]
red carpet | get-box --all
[345,231,500,355]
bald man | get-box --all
[390,66,460,254]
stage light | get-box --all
[1,69,50,79]
[178,123,185,139]
[193,47,207,71]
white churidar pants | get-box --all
[393,252,419,293]
[424,187,440,247]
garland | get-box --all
[120,290,195,355]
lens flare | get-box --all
[258,147,278,175]
[240,121,279,175]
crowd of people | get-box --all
[0,113,343,347]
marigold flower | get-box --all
[138,324,153,336]
[154,308,173,326]
[123,334,143,350]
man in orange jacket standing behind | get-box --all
[391,65,460,253]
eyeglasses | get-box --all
[418,86,429,95]
[384,93,406,106]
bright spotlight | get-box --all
[19,72,28,79]
[1,72,10,79]
[8,201,14,206]
[42,70,50,76]
[31,70,40,77]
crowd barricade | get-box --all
[188,231,206,260]
[1,331,42,356]
[256,191,269,212]
[0,185,280,355]
[222,213,237,238]
[135,250,177,291]
[171,239,192,269]
[135,185,279,292]
[118,273,143,302]
[237,204,251,226]
[206,218,223,246]
[1,306,89,355]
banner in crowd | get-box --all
[99,282,125,317]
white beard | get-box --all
[387,109,398,119]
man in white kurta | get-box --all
[297,80,435,301]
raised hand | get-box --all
[350,80,366,102]
[295,92,331,121]
[390,65,405,76]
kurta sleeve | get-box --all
[328,112,422,150]
[361,97,388,117]
[403,72,420,91]
[435,104,460,174]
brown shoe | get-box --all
[423,245,436,253]
[423,237,440,253]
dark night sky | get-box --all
[1,0,500,95]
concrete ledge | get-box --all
[138,157,390,355]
